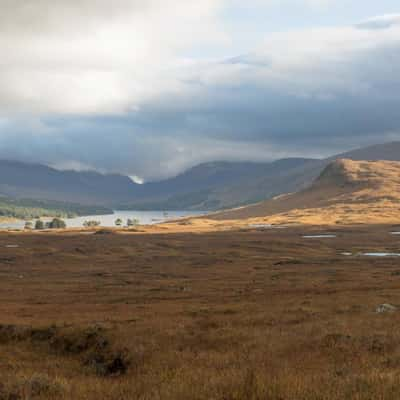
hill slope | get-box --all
[122,141,400,210]
[209,159,400,225]
[0,160,140,205]
[2,141,400,211]
[119,158,320,210]
[335,141,400,162]
[0,197,111,220]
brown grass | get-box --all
[208,159,400,226]
[1,225,400,398]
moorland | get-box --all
[1,225,400,399]
[2,158,400,399]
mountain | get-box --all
[120,141,400,210]
[0,197,111,220]
[334,141,400,162]
[1,141,400,212]
[208,159,400,225]
[0,158,321,210]
[118,158,321,210]
[0,160,140,205]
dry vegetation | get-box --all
[208,159,400,226]
[1,225,400,398]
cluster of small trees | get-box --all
[115,218,140,227]
[47,218,67,229]
[127,218,140,227]
[24,221,33,230]
[24,216,140,230]
[83,220,101,228]
[24,218,66,230]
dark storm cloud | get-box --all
[1,9,400,180]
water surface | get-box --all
[342,252,400,257]
[362,252,400,257]
[0,210,205,230]
[302,234,337,239]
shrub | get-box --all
[0,373,63,399]
[24,221,33,230]
[47,218,66,229]
[83,220,101,228]
[127,218,140,227]
[34,220,44,230]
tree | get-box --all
[115,218,123,226]
[83,220,101,228]
[24,221,33,230]
[127,218,140,227]
[48,217,66,229]
[34,219,44,230]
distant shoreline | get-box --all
[0,210,205,231]
[0,217,19,223]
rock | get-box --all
[376,304,397,313]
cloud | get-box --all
[138,18,400,151]
[0,0,371,116]
[356,14,400,30]
[0,0,227,115]
[1,4,400,180]
[228,0,333,10]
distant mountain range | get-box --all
[1,141,400,211]
[0,160,137,205]
[120,141,400,210]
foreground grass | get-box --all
[1,226,400,399]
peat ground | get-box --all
[1,225,400,398]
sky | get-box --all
[1,0,400,181]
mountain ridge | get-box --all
[1,141,400,210]
[208,158,400,225]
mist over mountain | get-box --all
[0,141,399,212]
[119,141,400,210]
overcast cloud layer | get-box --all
[1,0,400,180]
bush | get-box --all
[47,218,66,229]
[34,220,44,230]
[127,218,140,227]
[0,373,63,399]
[83,220,101,228]
[24,221,33,230]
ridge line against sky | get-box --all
[0,0,400,181]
